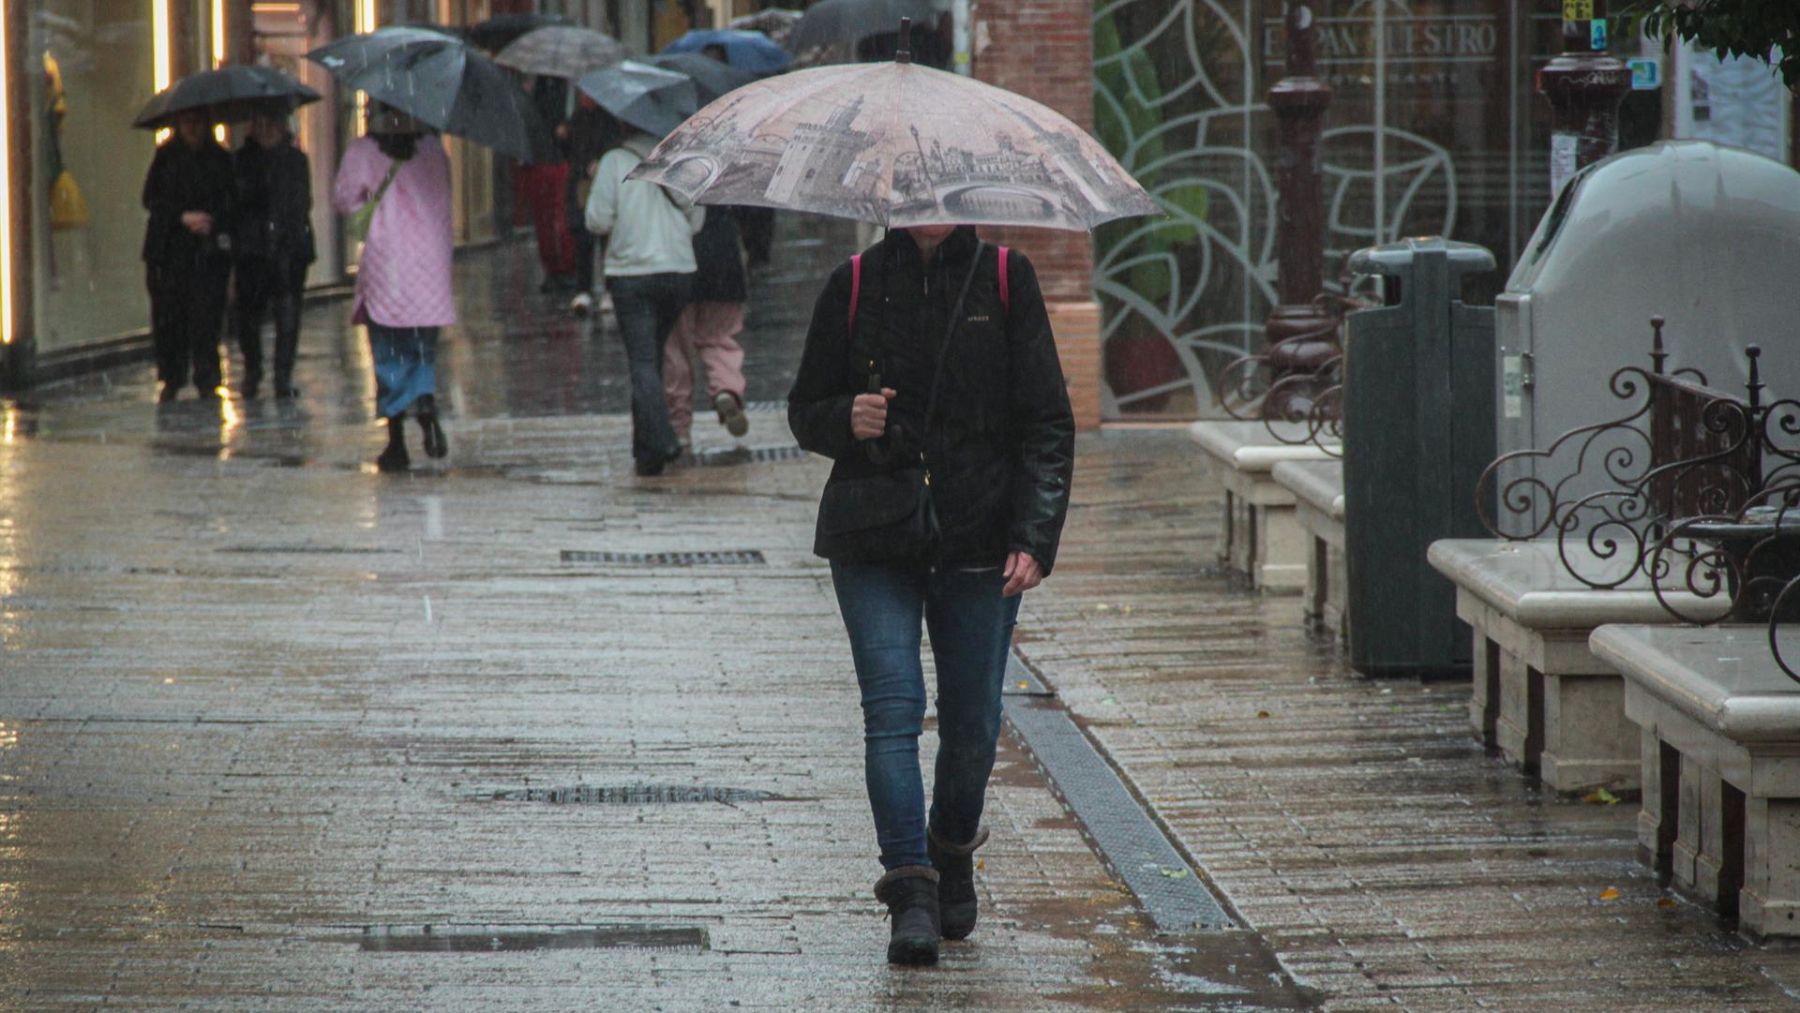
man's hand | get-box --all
[1002,551,1043,597]
[181,211,213,235]
[851,388,896,441]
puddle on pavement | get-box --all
[355,923,708,953]
[477,784,788,804]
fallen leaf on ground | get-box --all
[1582,788,1621,805]
[1599,887,1621,901]
[1256,710,1271,719]
[1657,897,1677,909]
[1159,867,1189,879]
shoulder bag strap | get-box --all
[998,245,1010,315]
[848,254,863,334]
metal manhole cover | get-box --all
[559,549,767,566]
[358,923,707,952]
[481,784,783,804]
[693,445,810,467]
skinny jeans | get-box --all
[831,560,1022,870]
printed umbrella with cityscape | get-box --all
[627,27,1158,232]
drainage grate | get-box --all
[481,784,783,804]
[216,545,402,555]
[1003,651,1235,934]
[693,444,811,467]
[559,549,767,567]
[743,400,787,414]
[358,923,707,952]
[1002,654,1056,697]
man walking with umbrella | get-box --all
[141,108,235,402]
[580,62,703,476]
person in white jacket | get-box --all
[586,124,705,476]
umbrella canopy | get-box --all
[575,60,697,139]
[308,27,555,163]
[628,57,1158,232]
[728,10,804,47]
[464,12,572,52]
[646,52,756,105]
[133,64,321,130]
[662,29,792,76]
[786,0,940,58]
[495,24,627,79]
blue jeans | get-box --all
[605,272,689,467]
[831,561,1023,870]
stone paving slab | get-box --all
[1019,431,1800,1011]
[0,240,1309,1010]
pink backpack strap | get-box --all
[998,246,1010,314]
[848,254,863,333]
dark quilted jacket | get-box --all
[787,226,1076,573]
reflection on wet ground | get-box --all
[11,214,850,464]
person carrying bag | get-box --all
[787,224,1075,966]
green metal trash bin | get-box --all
[1343,238,1497,679]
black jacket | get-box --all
[233,137,316,266]
[692,208,747,304]
[788,227,1075,573]
[141,137,235,267]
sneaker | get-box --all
[713,391,749,437]
[569,291,594,317]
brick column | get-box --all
[972,0,1101,430]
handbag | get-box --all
[815,242,988,566]
[346,160,401,245]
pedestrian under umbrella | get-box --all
[645,51,756,105]
[574,60,697,139]
[653,28,1151,966]
[330,103,455,472]
[140,107,235,402]
[133,64,320,131]
[494,24,628,80]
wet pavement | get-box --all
[3,226,1800,1010]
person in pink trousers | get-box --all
[331,106,456,472]
[664,206,750,450]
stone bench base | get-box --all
[1190,421,1338,594]
[1428,540,1728,794]
[1273,460,1346,640]
[1593,624,1800,939]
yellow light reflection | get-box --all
[212,0,227,68]
[0,3,12,346]
[356,0,378,34]
[2,406,15,444]
[153,0,173,145]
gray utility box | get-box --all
[1498,142,1800,482]
[1344,238,1497,679]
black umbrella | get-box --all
[133,64,321,130]
[575,61,697,138]
[308,27,555,163]
[465,12,573,52]
[645,52,755,105]
[786,0,940,57]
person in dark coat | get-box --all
[142,108,235,402]
[787,225,1075,965]
[232,110,315,399]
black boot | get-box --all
[873,866,940,966]
[415,395,448,459]
[928,825,988,940]
[377,415,410,473]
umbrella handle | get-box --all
[896,18,912,64]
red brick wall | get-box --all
[971,0,1094,305]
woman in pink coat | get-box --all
[332,106,456,472]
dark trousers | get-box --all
[235,255,307,391]
[605,272,690,467]
[566,169,595,293]
[148,259,229,393]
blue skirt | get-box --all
[367,323,438,419]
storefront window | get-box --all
[29,2,160,353]
[1093,0,1592,418]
